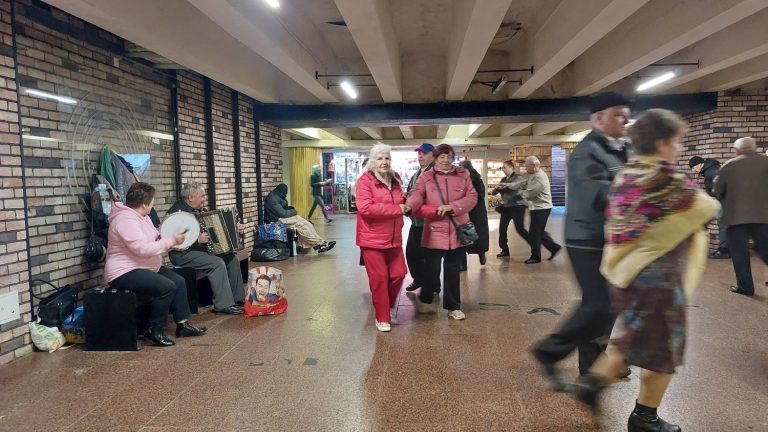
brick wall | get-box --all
[682,90,768,249]
[0,0,29,365]
[176,70,207,194]
[0,1,283,365]
[260,122,282,216]
[239,95,257,247]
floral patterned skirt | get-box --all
[609,241,689,374]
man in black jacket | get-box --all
[264,184,335,253]
[532,92,632,387]
[405,143,433,291]
[689,156,729,259]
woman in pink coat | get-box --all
[356,144,409,332]
[406,144,477,320]
[105,182,207,346]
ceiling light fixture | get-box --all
[636,72,676,92]
[340,81,358,99]
[25,89,77,104]
[264,0,280,9]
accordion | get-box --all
[197,208,242,255]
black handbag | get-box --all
[434,179,479,246]
[31,279,79,328]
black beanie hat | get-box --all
[688,156,705,168]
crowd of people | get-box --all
[100,89,768,431]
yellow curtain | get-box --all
[289,147,321,217]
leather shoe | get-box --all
[531,349,566,392]
[524,258,541,264]
[709,250,730,259]
[213,305,244,315]
[478,253,487,265]
[628,411,681,432]
[144,328,175,347]
[730,285,754,296]
[548,245,562,261]
[496,250,510,257]
[175,322,207,337]
[405,282,421,292]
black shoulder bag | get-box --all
[31,279,79,328]
[434,179,479,246]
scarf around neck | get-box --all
[601,155,720,295]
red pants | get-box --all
[361,247,407,323]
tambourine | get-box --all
[160,211,200,249]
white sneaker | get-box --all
[375,321,391,332]
[448,310,466,320]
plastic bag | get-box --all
[29,321,66,353]
[62,306,86,344]
[244,266,287,317]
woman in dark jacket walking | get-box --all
[459,160,489,266]
[356,144,408,332]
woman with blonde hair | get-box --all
[569,109,719,432]
[355,144,409,332]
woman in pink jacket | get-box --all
[356,144,409,332]
[406,144,477,320]
[105,182,207,346]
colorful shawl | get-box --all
[600,156,720,297]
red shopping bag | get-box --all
[243,266,288,317]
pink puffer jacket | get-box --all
[405,167,477,250]
[355,171,406,249]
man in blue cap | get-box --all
[404,143,434,292]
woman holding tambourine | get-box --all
[405,144,477,321]
[104,182,207,347]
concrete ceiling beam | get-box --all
[572,0,768,96]
[677,52,768,92]
[532,122,575,136]
[499,123,533,136]
[359,127,384,140]
[187,0,337,102]
[283,134,589,148]
[335,0,402,102]
[445,0,514,100]
[468,124,493,138]
[398,126,414,139]
[512,0,648,99]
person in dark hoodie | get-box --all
[689,156,729,259]
[459,159,489,267]
[264,183,336,253]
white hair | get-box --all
[181,182,204,200]
[734,137,757,151]
[525,155,540,166]
[365,143,392,170]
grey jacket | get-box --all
[714,152,768,227]
[507,170,552,210]
[565,129,629,248]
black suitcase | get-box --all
[84,289,141,351]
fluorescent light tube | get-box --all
[636,72,676,92]
[340,81,358,99]
[25,89,77,104]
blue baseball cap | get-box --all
[415,143,434,153]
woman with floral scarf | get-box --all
[569,109,720,432]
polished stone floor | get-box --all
[0,212,766,431]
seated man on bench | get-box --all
[167,182,244,315]
[105,182,207,347]
[264,184,336,253]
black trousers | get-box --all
[405,225,427,287]
[529,208,560,261]
[109,267,191,331]
[419,247,465,311]
[534,247,614,375]
[727,223,768,293]
[498,205,530,253]
[308,194,329,220]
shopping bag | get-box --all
[243,266,287,317]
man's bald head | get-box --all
[734,137,757,155]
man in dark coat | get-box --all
[689,156,729,258]
[714,137,768,296]
[405,143,434,291]
[532,92,632,387]
[459,160,489,267]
